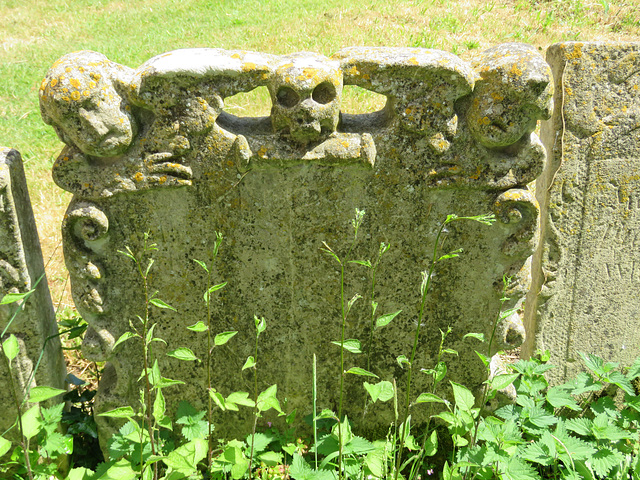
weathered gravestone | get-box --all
[39,44,552,448]
[0,147,66,438]
[524,42,640,383]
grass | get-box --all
[0,0,638,324]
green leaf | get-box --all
[348,259,372,268]
[364,381,394,403]
[193,259,209,273]
[438,248,463,261]
[626,356,640,381]
[464,332,485,342]
[28,385,66,403]
[434,361,447,383]
[166,347,200,362]
[214,331,237,346]
[210,388,226,411]
[414,392,446,404]
[0,290,33,305]
[226,391,255,408]
[2,334,19,362]
[375,310,402,329]
[242,356,255,370]
[0,436,10,458]
[254,315,266,334]
[605,371,635,395]
[424,430,438,456]
[590,448,624,477]
[331,339,361,354]
[451,381,475,411]
[21,405,41,439]
[491,373,519,391]
[163,438,208,475]
[345,367,378,378]
[186,321,207,332]
[112,331,137,351]
[547,386,581,411]
[257,384,282,413]
[98,406,136,418]
[397,354,410,368]
[175,402,208,441]
[149,298,177,311]
[153,388,166,423]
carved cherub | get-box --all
[39,50,137,159]
[467,43,553,149]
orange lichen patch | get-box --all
[62,156,69,162]
[480,116,491,125]
[89,72,102,81]
[564,86,573,96]
[341,141,350,148]
[159,176,167,184]
[69,78,81,89]
[448,165,461,172]
[82,90,90,97]
[566,43,583,60]
[65,67,72,73]
[257,146,268,157]
[509,63,523,76]
[242,62,256,72]
[88,81,96,89]
[226,160,235,167]
[231,53,241,59]
[470,166,482,180]
[50,78,58,88]
[491,92,504,101]
[362,73,370,80]
[70,91,81,101]
[346,66,359,76]
[405,107,412,115]
[408,57,419,65]
[133,172,144,182]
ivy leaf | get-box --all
[375,310,401,329]
[331,339,361,354]
[214,331,237,346]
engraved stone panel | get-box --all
[524,42,640,383]
[40,45,551,449]
[0,148,66,438]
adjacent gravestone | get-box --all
[0,147,66,438]
[524,42,640,383]
[39,44,551,450]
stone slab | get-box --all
[0,147,66,438]
[524,42,640,382]
[39,45,551,449]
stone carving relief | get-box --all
[41,44,552,446]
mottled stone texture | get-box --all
[40,45,550,448]
[524,42,640,383]
[0,148,66,437]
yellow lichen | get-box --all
[70,78,81,88]
[70,91,81,101]
[133,172,144,182]
[242,62,256,72]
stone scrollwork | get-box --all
[62,201,112,361]
[492,188,540,258]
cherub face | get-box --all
[467,82,537,148]
[40,53,136,157]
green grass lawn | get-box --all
[1,0,638,303]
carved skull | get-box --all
[269,53,343,145]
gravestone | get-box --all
[39,44,551,449]
[523,42,640,383]
[0,147,66,438]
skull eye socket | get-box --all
[276,87,300,108]
[312,82,336,105]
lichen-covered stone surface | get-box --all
[524,42,640,383]
[0,148,66,438]
[40,44,551,448]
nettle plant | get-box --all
[2,212,640,480]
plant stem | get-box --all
[248,319,260,476]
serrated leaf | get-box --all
[565,418,592,436]
[214,330,237,346]
[186,321,207,332]
[414,392,446,404]
[375,310,401,329]
[28,386,66,403]
[547,386,581,411]
[605,371,635,395]
[242,356,255,370]
[2,334,19,362]
[167,347,199,362]
[331,339,361,354]
[345,367,378,378]
[149,298,176,311]
[626,356,640,381]
[589,448,624,477]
